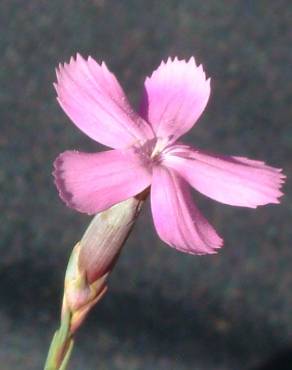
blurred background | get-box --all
[0,1,291,369]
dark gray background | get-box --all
[0,1,291,369]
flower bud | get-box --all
[61,193,148,333]
[78,195,145,284]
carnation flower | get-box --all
[53,54,285,254]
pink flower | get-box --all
[53,54,285,255]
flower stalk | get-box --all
[44,191,148,370]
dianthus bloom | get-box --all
[53,54,285,255]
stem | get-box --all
[44,312,74,370]
[44,192,149,370]
[44,243,107,370]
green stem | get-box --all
[44,194,148,369]
[44,312,74,370]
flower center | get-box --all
[130,137,171,167]
[150,137,170,161]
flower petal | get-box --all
[53,149,152,214]
[55,54,154,149]
[139,57,210,143]
[163,145,285,208]
[150,165,223,254]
